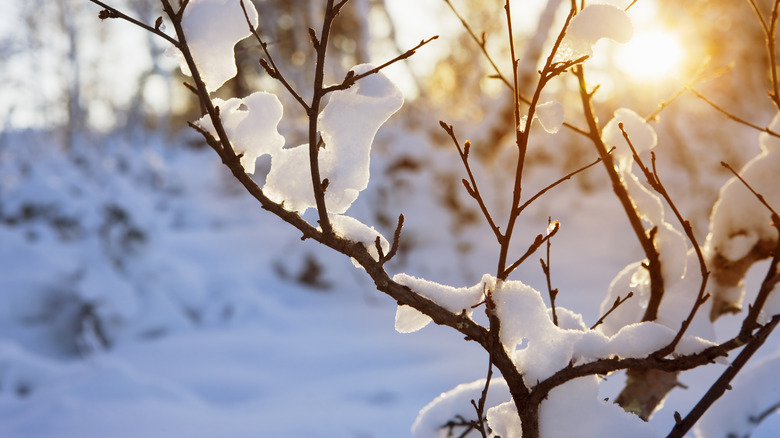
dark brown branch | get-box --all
[307,0,342,234]
[503,222,560,278]
[88,0,179,46]
[590,292,634,330]
[379,214,405,265]
[497,7,580,281]
[667,315,780,438]
[536,319,778,404]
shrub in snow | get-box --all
[86,0,780,437]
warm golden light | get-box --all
[615,30,684,81]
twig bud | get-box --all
[308,28,320,49]
[98,9,119,20]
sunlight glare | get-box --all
[615,31,684,81]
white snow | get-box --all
[561,4,634,59]
[392,274,492,333]
[759,111,780,152]
[602,108,658,170]
[196,92,285,174]
[264,64,403,214]
[329,213,389,266]
[707,148,780,262]
[317,64,404,214]
[412,378,510,438]
[536,101,565,134]
[180,0,258,93]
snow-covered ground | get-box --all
[1,120,779,437]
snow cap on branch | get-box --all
[759,111,780,152]
[536,101,565,134]
[264,64,403,214]
[560,4,633,59]
[602,108,657,170]
[393,274,493,333]
[180,0,258,93]
[196,92,285,174]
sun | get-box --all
[614,30,684,81]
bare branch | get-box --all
[88,0,179,46]
[516,151,606,215]
[687,87,780,139]
[439,121,502,242]
[379,214,405,265]
[323,36,439,94]
[238,0,309,111]
[503,222,560,279]
[590,292,634,330]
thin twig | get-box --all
[515,151,607,215]
[721,162,780,336]
[687,87,780,139]
[379,214,405,265]
[617,124,711,355]
[503,222,560,278]
[470,355,494,438]
[441,0,589,138]
[439,121,502,242]
[442,0,512,89]
[590,292,634,330]
[239,0,308,111]
[88,0,179,46]
[541,217,559,327]
[323,36,439,94]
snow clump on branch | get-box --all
[560,4,633,60]
[705,111,780,319]
[179,0,258,93]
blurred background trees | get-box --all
[1,0,777,354]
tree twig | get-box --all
[590,292,634,330]
[239,0,308,111]
[439,121,502,242]
[88,0,180,46]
